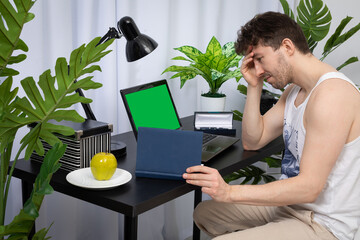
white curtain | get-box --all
[5,0,360,239]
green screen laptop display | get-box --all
[121,80,181,138]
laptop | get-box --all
[120,79,240,162]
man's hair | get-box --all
[235,11,310,55]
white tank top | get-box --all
[282,72,360,240]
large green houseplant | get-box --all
[162,36,243,110]
[227,0,360,184]
[0,0,113,239]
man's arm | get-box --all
[241,85,290,150]
[184,79,358,205]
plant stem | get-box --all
[0,151,5,226]
[4,127,38,213]
[1,125,38,227]
[0,143,12,226]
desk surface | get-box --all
[11,116,284,218]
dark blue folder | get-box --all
[136,127,203,180]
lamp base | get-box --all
[111,136,127,158]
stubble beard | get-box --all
[270,52,293,89]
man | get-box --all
[183,11,360,240]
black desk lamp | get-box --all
[77,16,158,156]
[96,16,158,61]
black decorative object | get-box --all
[260,90,278,115]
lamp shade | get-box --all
[118,16,158,62]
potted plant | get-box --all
[228,0,360,185]
[162,36,243,111]
[0,0,113,239]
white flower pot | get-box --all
[200,95,226,112]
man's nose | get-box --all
[254,62,265,78]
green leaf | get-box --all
[279,0,295,19]
[333,22,360,47]
[307,36,318,53]
[14,39,29,52]
[174,46,202,61]
[69,76,102,92]
[24,12,35,23]
[321,17,360,61]
[226,55,243,69]
[262,156,282,168]
[170,71,198,88]
[336,56,359,71]
[323,16,353,54]
[0,36,112,160]
[0,67,19,77]
[221,42,236,57]
[171,56,192,62]
[217,68,243,86]
[0,77,18,119]
[262,175,277,183]
[0,0,35,76]
[37,182,54,195]
[0,143,65,239]
[223,164,278,185]
[296,0,331,41]
[0,78,26,152]
[32,224,53,240]
[206,36,222,57]
[48,110,83,123]
[211,69,225,82]
[23,201,39,218]
[163,65,196,74]
[237,84,247,95]
[232,110,243,121]
[80,65,102,76]
[8,54,27,65]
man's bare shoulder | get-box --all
[306,78,360,143]
[311,78,360,104]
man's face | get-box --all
[251,44,293,89]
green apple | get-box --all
[90,152,117,180]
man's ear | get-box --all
[281,38,296,56]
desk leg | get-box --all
[21,180,35,238]
[193,189,202,240]
[124,215,138,240]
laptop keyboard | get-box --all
[202,133,217,144]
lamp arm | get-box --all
[96,27,123,46]
[75,87,97,120]
[77,27,123,120]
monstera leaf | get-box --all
[280,0,359,70]
[0,37,113,160]
[224,165,277,185]
[296,0,332,42]
[0,0,35,76]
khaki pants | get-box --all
[194,200,337,240]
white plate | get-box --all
[66,168,132,190]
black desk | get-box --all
[11,116,284,240]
